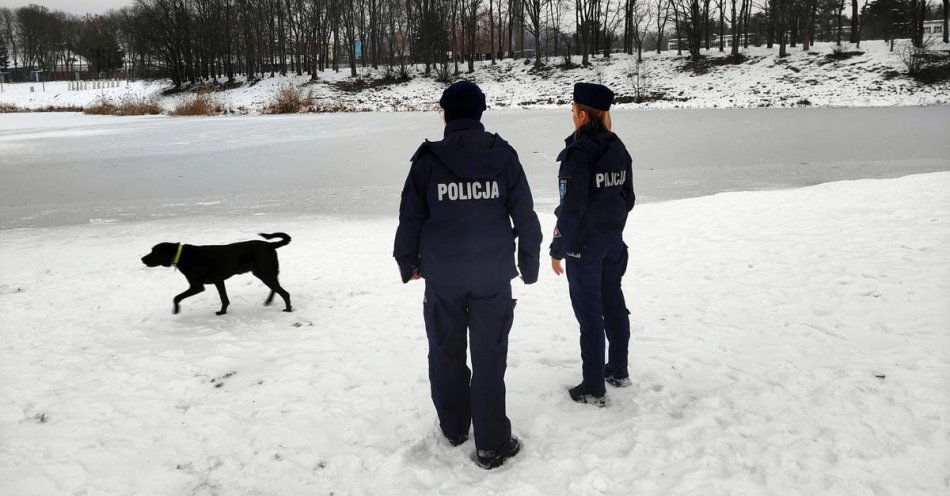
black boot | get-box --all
[444,432,469,447]
[569,383,608,407]
[605,366,631,388]
[476,437,521,469]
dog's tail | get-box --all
[259,232,291,248]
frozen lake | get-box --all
[1,106,948,229]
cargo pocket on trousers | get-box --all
[422,293,446,350]
[620,243,630,277]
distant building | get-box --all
[922,20,944,37]
[668,35,754,52]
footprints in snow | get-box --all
[183,370,268,396]
[210,371,236,388]
[0,284,25,295]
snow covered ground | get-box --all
[1,41,948,113]
[1,172,948,495]
[3,106,949,229]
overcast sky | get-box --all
[0,0,134,15]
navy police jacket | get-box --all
[394,119,543,288]
[550,126,635,260]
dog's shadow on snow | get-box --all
[142,298,307,336]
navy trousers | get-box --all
[565,232,630,389]
[423,281,516,452]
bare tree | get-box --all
[848,0,858,43]
[600,0,623,57]
[714,0,724,51]
[854,0,869,48]
[654,0,670,53]
[577,0,597,64]
[1,8,19,73]
[772,0,790,56]
[670,0,703,59]
[551,0,574,64]
[524,0,548,65]
[488,0,497,63]
[944,0,949,44]
[466,0,482,72]
[800,0,815,51]
[727,0,748,56]
[627,0,650,60]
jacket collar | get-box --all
[565,125,611,146]
[444,119,485,137]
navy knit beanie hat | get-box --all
[439,81,486,122]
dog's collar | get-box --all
[171,243,183,268]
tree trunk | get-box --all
[789,12,797,47]
[730,0,738,56]
[802,0,812,52]
[848,0,858,43]
[490,0,497,63]
[703,0,710,50]
[718,2,724,51]
[944,0,949,43]
[835,2,842,46]
[742,0,750,47]
[778,0,788,57]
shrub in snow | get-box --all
[1,102,83,113]
[263,84,316,114]
[170,91,226,116]
[898,36,946,79]
[433,60,453,83]
[627,58,651,103]
[84,95,162,116]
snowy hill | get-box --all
[2,41,948,114]
[1,172,948,495]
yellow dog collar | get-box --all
[171,243,183,267]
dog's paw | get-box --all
[263,301,273,307]
[216,310,227,316]
[173,306,180,315]
[283,307,293,313]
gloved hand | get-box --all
[399,262,421,284]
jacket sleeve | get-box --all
[505,151,542,285]
[550,149,590,260]
[393,155,429,283]
[624,154,636,212]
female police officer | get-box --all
[394,81,542,468]
[550,83,635,407]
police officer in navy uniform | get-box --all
[550,83,635,407]
[394,81,542,469]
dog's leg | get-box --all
[256,273,292,312]
[264,290,276,306]
[214,281,230,315]
[173,284,204,314]
[275,284,292,312]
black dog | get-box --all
[141,233,293,315]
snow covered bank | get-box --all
[2,41,948,114]
[1,173,948,495]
